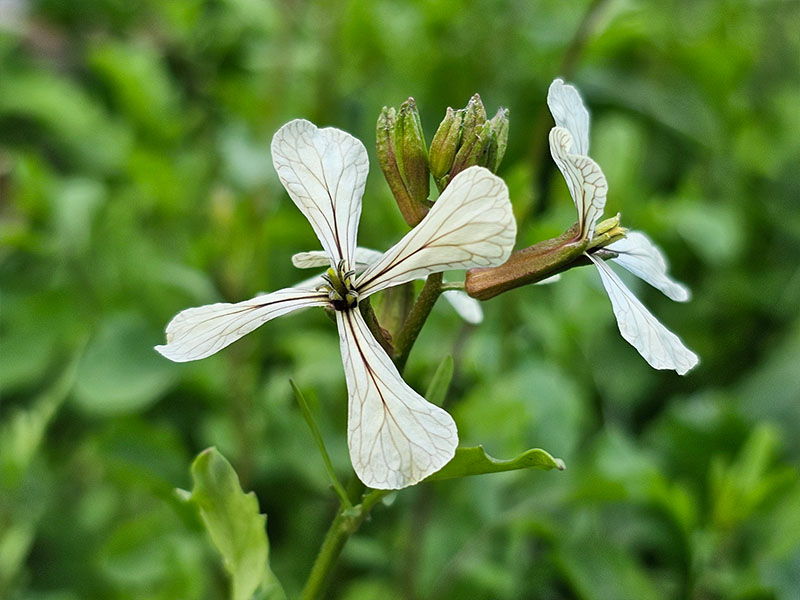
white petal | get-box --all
[549,126,607,239]
[353,247,386,268]
[356,166,516,298]
[547,78,590,155]
[292,246,385,271]
[608,231,690,302]
[272,119,368,266]
[587,254,699,375]
[442,290,483,324]
[336,309,458,489]
[291,250,330,269]
[536,274,562,285]
[155,288,329,362]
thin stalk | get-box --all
[290,379,352,509]
[300,489,389,600]
[393,272,444,372]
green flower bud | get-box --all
[376,100,430,227]
[461,93,487,138]
[488,107,509,172]
[441,95,509,183]
[376,108,427,227]
[429,107,463,180]
[450,119,491,179]
[395,98,430,208]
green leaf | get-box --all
[73,313,177,416]
[425,445,565,482]
[425,354,454,407]
[188,448,285,600]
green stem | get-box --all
[393,272,444,372]
[300,490,389,600]
[290,379,352,509]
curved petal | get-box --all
[608,231,690,302]
[291,250,330,269]
[272,119,368,267]
[155,288,329,362]
[292,247,384,271]
[336,309,458,489]
[549,126,607,239]
[587,254,699,375]
[442,290,483,324]
[547,78,590,155]
[356,166,516,298]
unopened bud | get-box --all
[376,103,429,227]
[462,93,487,137]
[395,98,430,208]
[450,119,490,179]
[446,96,509,182]
[429,107,462,179]
[488,107,509,172]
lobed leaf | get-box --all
[188,448,285,600]
[425,445,565,482]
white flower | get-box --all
[292,246,485,324]
[547,79,699,375]
[156,119,516,489]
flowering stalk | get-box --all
[393,272,444,372]
[465,223,587,300]
[301,488,389,600]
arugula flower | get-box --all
[547,79,699,374]
[156,119,516,488]
[292,246,485,324]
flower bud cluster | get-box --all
[377,94,509,227]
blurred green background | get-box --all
[2,0,800,598]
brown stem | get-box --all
[465,224,587,300]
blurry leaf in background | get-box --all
[0,71,130,173]
[73,313,178,415]
[88,40,183,143]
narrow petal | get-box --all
[272,119,368,267]
[155,289,329,362]
[587,254,699,375]
[336,309,458,489]
[608,231,691,302]
[549,126,607,239]
[292,247,384,270]
[356,166,516,298]
[291,250,330,269]
[547,78,590,155]
[442,290,483,324]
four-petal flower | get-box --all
[156,119,516,489]
[547,79,699,374]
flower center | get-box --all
[319,259,359,311]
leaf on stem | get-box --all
[425,354,454,407]
[185,447,285,600]
[425,445,565,482]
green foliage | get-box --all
[2,1,800,599]
[186,448,284,600]
[426,446,564,482]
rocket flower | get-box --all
[156,119,516,488]
[547,79,698,374]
